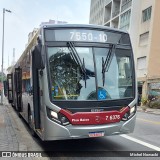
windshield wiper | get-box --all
[67,42,87,88]
[102,44,116,86]
[83,57,86,88]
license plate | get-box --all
[89,131,105,137]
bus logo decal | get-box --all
[95,116,100,122]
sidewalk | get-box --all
[137,105,160,115]
[0,97,31,160]
[0,98,19,152]
[0,97,49,160]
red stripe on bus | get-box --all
[60,107,130,125]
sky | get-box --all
[0,0,91,70]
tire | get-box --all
[28,109,36,137]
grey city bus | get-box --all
[7,24,137,140]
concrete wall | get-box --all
[147,0,160,79]
[129,0,141,59]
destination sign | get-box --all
[45,29,122,43]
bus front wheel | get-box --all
[28,109,36,137]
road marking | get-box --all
[137,118,160,125]
[120,134,160,151]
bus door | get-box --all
[38,69,44,127]
[3,80,7,97]
[7,74,13,103]
[32,46,42,129]
[15,67,22,112]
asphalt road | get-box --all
[7,105,160,160]
[130,112,160,148]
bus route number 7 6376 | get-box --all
[70,31,108,42]
[106,115,121,121]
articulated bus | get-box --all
[7,24,137,140]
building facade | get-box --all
[89,0,160,99]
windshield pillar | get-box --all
[92,47,98,100]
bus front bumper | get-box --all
[43,114,136,141]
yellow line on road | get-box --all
[137,118,160,125]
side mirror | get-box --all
[32,45,45,69]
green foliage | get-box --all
[141,95,160,109]
[141,97,148,105]
[0,75,7,81]
[149,100,160,109]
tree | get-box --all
[0,72,7,81]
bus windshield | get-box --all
[47,45,134,101]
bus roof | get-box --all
[8,24,129,73]
[40,24,128,34]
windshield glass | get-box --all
[48,47,96,100]
[94,47,133,100]
[47,46,134,101]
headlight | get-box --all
[50,110,58,119]
[130,106,136,114]
[122,106,136,121]
[46,107,70,126]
